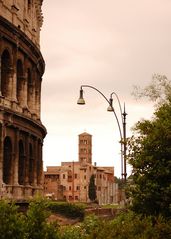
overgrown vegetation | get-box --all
[48,201,85,219]
[0,199,171,238]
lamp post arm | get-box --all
[81,85,123,141]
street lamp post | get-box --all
[77,85,127,182]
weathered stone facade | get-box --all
[0,0,46,200]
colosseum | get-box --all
[0,0,46,200]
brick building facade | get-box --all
[44,133,119,204]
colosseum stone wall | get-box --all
[0,0,46,200]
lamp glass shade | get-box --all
[107,105,113,111]
[77,89,85,105]
[77,97,85,104]
[107,98,114,111]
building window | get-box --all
[75,196,78,200]
[69,186,72,191]
[84,186,86,190]
[63,174,65,179]
[98,186,101,191]
[69,195,72,201]
[74,174,77,179]
[84,175,86,180]
[76,186,80,190]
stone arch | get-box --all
[16,59,24,105]
[18,140,25,185]
[1,49,11,98]
[3,136,13,184]
[29,143,34,185]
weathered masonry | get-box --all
[0,0,46,199]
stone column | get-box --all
[23,58,28,109]
[0,123,3,190]
[8,67,14,100]
[0,56,2,97]
[0,34,2,97]
[23,77,28,108]
[33,138,38,186]
[31,67,36,115]
[24,134,29,185]
[13,128,19,185]
[35,77,41,118]
[37,139,43,186]
[11,46,17,102]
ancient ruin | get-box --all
[0,0,46,199]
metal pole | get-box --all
[122,104,127,182]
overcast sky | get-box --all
[40,0,171,177]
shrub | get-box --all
[26,197,59,239]
[0,200,26,239]
[48,201,85,219]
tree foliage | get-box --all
[88,175,97,202]
[128,76,171,218]
[132,74,171,105]
[0,200,25,239]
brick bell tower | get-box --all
[78,132,92,164]
[0,0,46,200]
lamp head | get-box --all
[107,98,114,112]
[77,88,85,105]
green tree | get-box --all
[128,76,171,218]
[88,175,97,202]
[0,200,26,239]
[26,197,59,239]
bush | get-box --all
[0,199,171,239]
[0,200,26,239]
[59,211,171,239]
[26,197,59,239]
[48,201,85,219]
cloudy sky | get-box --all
[40,0,171,177]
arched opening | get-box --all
[27,68,33,109]
[29,143,34,185]
[3,137,13,184]
[1,50,11,98]
[16,59,24,105]
[18,140,25,185]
